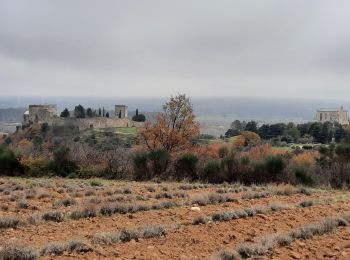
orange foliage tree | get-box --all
[291,151,320,167]
[241,131,261,146]
[139,94,200,153]
[232,131,261,149]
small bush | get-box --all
[133,152,150,180]
[89,180,103,187]
[192,215,211,225]
[93,225,166,245]
[175,153,199,181]
[155,192,173,199]
[40,240,91,256]
[18,201,30,209]
[202,160,222,183]
[295,168,314,186]
[100,205,114,216]
[123,188,132,194]
[216,250,242,260]
[132,114,146,122]
[191,193,236,206]
[42,211,64,222]
[298,200,315,208]
[148,149,170,177]
[53,198,77,207]
[66,240,92,253]
[0,217,20,229]
[46,146,78,177]
[141,225,166,238]
[1,204,9,211]
[81,188,94,196]
[118,229,139,242]
[92,232,119,244]
[146,186,156,192]
[27,215,41,225]
[37,191,50,199]
[263,155,285,182]
[0,244,38,260]
[70,208,96,220]
[210,204,289,223]
[274,233,293,246]
[0,147,23,176]
[152,201,177,210]
[173,192,187,198]
[25,190,36,199]
[40,243,66,256]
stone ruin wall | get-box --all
[46,117,143,130]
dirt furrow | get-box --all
[0,192,336,248]
[41,199,350,259]
[268,226,350,259]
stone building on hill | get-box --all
[22,103,142,130]
[23,105,57,124]
[315,106,349,125]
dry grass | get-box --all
[0,216,20,229]
[70,208,97,220]
[0,244,38,260]
[41,211,64,222]
[93,225,167,245]
[53,197,77,207]
[191,193,237,206]
[40,240,91,256]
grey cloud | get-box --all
[1,0,350,97]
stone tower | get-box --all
[24,104,57,124]
[115,105,128,119]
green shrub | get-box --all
[202,160,222,183]
[148,149,169,177]
[89,179,103,187]
[32,135,43,147]
[4,137,12,145]
[0,147,23,176]
[263,155,285,182]
[222,156,238,182]
[132,114,146,122]
[295,168,314,186]
[133,152,149,180]
[175,153,199,181]
[28,159,50,177]
[46,146,78,177]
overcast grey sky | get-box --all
[1,0,350,98]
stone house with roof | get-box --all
[315,106,349,125]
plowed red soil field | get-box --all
[0,177,349,259]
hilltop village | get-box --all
[22,104,144,131]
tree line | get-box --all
[3,94,350,188]
[225,120,348,144]
[60,106,146,122]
